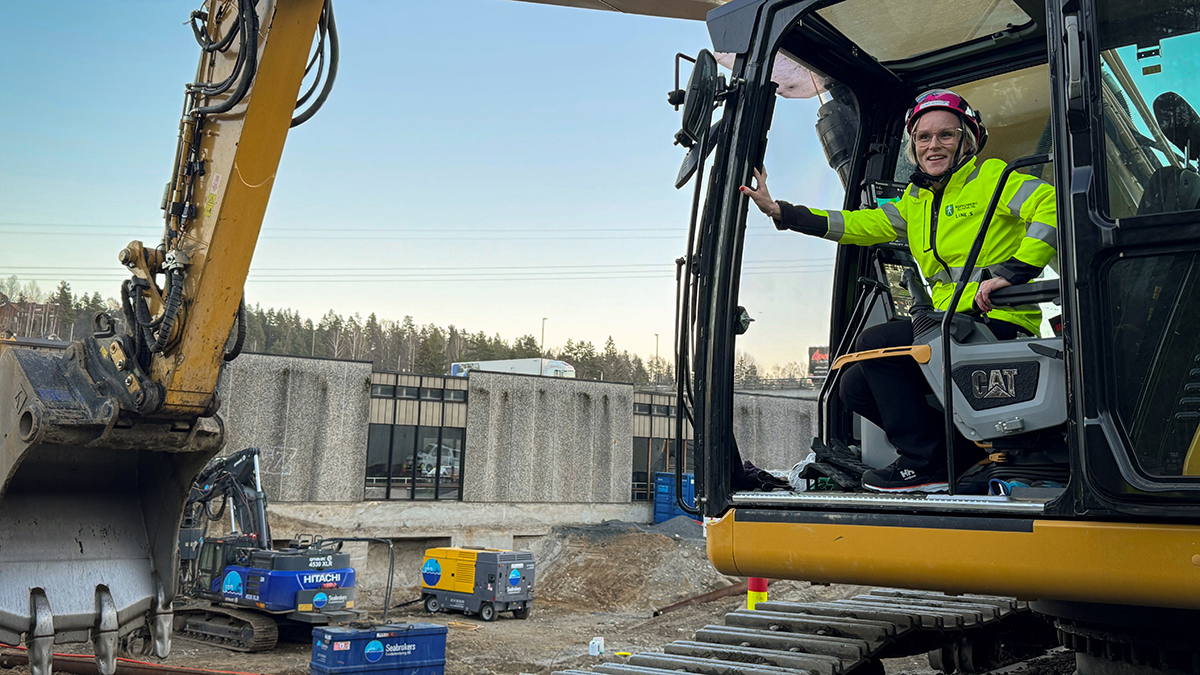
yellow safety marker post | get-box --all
[747,577,768,610]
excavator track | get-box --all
[174,602,279,653]
[555,588,1053,675]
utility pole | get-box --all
[541,317,548,354]
[654,333,659,384]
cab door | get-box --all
[1053,0,1200,512]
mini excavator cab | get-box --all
[675,0,1200,669]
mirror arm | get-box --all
[670,52,698,111]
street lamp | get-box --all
[541,317,548,353]
[654,333,659,384]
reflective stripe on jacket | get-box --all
[810,156,1057,336]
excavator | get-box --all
[0,1,715,674]
[174,447,360,652]
[652,0,1200,673]
[0,1,339,673]
[5,0,1199,674]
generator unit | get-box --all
[420,547,534,621]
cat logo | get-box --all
[972,369,1018,399]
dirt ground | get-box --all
[0,518,1071,675]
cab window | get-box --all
[1098,0,1200,478]
[893,65,1055,186]
[733,52,858,396]
[1097,0,1200,219]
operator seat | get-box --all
[910,278,1067,445]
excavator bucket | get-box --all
[0,340,222,674]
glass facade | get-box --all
[367,372,467,501]
[631,391,695,501]
[369,375,707,504]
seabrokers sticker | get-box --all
[364,640,384,663]
[508,569,521,586]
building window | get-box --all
[370,384,396,398]
[398,387,420,399]
[633,403,651,415]
[365,424,391,499]
[444,389,467,402]
[650,438,668,475]
[632,437,650,501]
[420,388,443,401]
[439,428,464,499]
[389,425,416,500]
[652,404,671,417]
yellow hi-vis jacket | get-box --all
[811,156,1057,337]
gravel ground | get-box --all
[0,518,1077,675]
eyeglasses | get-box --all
[913,128,963,147]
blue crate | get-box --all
[311,623,446,675]
[653,472,696,524]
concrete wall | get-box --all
[218,353,372,502]
[732,391,818,470]
[267,501,652,606]
[464,372,633,503]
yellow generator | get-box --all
[420,547,534,621]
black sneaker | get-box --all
[862,461,949,493]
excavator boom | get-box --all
[0,2,326,673]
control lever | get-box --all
[902,269,934,314]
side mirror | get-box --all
[679,50,719,147]
[675,119,726,189]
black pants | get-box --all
[838,318,1024,470]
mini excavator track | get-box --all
[174,602,280,653]
[555,589,1054,675]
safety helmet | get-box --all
[905,89,988,152]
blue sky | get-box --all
[0,0,841,369]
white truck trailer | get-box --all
[450,358,576,378]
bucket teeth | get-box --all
[94,587,119,675]
[28,590,54,675]
[151,576,173,658]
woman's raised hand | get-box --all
[741,167,781,220]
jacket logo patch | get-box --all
[972,369,1018,399]
[947,201,977,218]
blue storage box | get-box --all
[653,472,696,524]
[311,623,447,675]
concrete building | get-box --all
[215,353,817,602]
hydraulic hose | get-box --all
[292,0,338,127]
[152,269,185,353]
[190,8,241,53]
[192,0,259,116]
[224,296,247,362]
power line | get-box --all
[0,257,834,274]
[0,221,686,234]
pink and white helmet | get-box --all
[905,89,988,151]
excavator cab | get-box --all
[675,0,1200,670]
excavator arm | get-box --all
[0,2,328,673]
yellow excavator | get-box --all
[663,0,1200,672]
[0,1,336,673]
[0,2,714,674]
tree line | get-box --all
[2,276,813,386]
[0,276,673,384]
